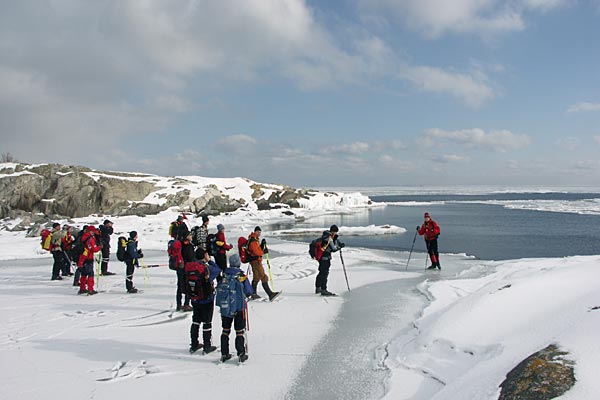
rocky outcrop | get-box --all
[0,163,319,223]
[0,164,156,218]
[498,344,576,400]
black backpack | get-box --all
[206,233,218,256]
[116,236,128,262]
[69,230,87,263]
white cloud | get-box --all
[574,160,600,170]
[594,135,600,145]
[420,128,532,152]
[400,65,495,107]
[320,142,370,155]
[556,137,580,151]
[357,0,566,38]
[431,154,470,163]
[567,102,600,113]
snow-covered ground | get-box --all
[2,171,600,398]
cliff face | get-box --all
[0,163,318,229]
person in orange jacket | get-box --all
[247,226,280,301]
[418,212,441,270]
[77,226,103,295]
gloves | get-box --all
[261,238,268,253]
[137,249,144,258]
[339,242,346,248]
[416,226,420,231]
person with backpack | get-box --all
[197,215,209,251]
[50,222,65,281]
[418,212,441,270]
[169,214,189,240]
[70,225,87,286]
[214,223,233,271]
[247,226,280,301]
[187,248,222,354]
[216,254,253,363]
[123,231,143,293]
[178,232,195,311]
[314,225,345,296]
[77,226,103,295]
[98,219,115,276]
[60,225,74,277]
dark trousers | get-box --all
[315,258,331,291]
[176,268,189,308]
[426,239,440,266]
[100,246,110,274]
[215,253,227,271]
[125,260,135,291]
[191,302,214,348]
[52,251,63,278]
[221,311,246,356]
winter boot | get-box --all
[220,354,232,363]
[127,287,139,294]
[320,290,337,296]
[315,287,322,294]
[251,281,260,296]
[189,343,200,354]
[426,265,437,270]
[262,282,280,301]
[87,289,98,295]
[203,345,217,354]
[77,289,88,295]
[238,353,249,363]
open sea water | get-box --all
[279,190,600,261]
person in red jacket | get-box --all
[77,226,103,295]
[214,224,233,271]
[418,212,441,270]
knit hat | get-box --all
[424,212,430,218]
[254,226,262,232]
[202,215,209,223]
[129,230,137,239]
[329,224,339,233]
[52,222,60,229]
[103,219,112,225]
[229,253,241,268]
[217,223,225,232]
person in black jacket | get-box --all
[98,219,115,276]
[124,231,143,294]
[178,232,195,311]
[315,225,345,296]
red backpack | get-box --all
[238,236,249,263]
[41,229,53,252]
[185,262,213,301]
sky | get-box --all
[1,0,599,188]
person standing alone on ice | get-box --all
[314,225,345,296]
[247,226,280,301]
[418,212,441,270]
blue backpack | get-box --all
[215,272,245,318]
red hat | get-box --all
[424,212,430,218]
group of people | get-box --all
[44,210,441,363]
[46,219,143,295]
[168,214,278,363]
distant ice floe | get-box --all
[317,185,600,196]
[377,198,600,216]
[271,224,406,236]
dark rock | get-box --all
[498,344,575,400]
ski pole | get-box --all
[95,252,101,288]
[263,241,275,290]
[406,228,418,271]
[243,300,250,354]
[425,241,430,270]
[339,249,351,292]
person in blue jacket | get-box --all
[187,248,222,354]
[218,253,253,363]
[124,231,143,293]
